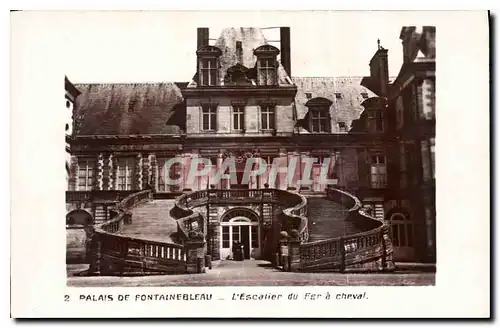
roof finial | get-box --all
[377,38,381,50]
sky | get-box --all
[58,11,423,84]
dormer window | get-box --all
[200,58,218,86]
[368,110,384,132]
[305,97,333,134]
[196,45,222,87]
[335,93,342,99]
[310,107,330,133]
[254,45,280,86]
[361,92,369,99]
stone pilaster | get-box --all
[68,155,79,191]
[135,153,143,190]
[185,240,206,274]
[288,239,301,272]
[147,153,157,191]
[108,153,116,190]
[102,153,111,190]
[96,153,104,190]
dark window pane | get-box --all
[269,111,275,129]
[202,114,209,130]
[320,119,329,132]
[210,112,216,130]
[210,70,217,85]
[399,225,407,246]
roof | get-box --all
[292,77,377,128]
[73,82,185,136]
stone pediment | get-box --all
[224,64,253,86]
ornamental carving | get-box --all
[221,149,260,163]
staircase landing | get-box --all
[117,200,178,244]
[306,197,362,242]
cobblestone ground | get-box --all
[67,260,435,287]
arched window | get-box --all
[389,213,413,248]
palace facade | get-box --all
[66,26,435,263]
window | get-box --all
[200,58,218,86]
[77,158,95,191]
[395,96,404,129]
[260,105,275,130]
[232,226,241,243]
[305,92,312,99]
[390,213,413,248]
[233,105,245,130]
[157,157,182,192]
[335,93,342,99]
[360,92,369,99]
[421,140,432,182]
[222,226,230,248]
[311,154,329,165]
[65,124,69,132]
[117,158,135,191]
[368,110,384,132]
[370,155,387,188]
[400,144,408,188]
[338,122,347,132]
[310,108,330,133]
[251,226,259,248]
[258,58,277,86]
[202,104,217,131]
[430,138,435,179]
[66,100,71,108]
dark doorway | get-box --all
[241,225,250,259]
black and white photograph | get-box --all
[10,9,489,318]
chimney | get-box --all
[369,41,389,96]
[197,27,209,50]
[280,27,291,77]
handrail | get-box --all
[173,188,309,243]
[298,186,393,272]
[89,189,187,275]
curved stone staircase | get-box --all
[306,196,362,242]
[117,199,178,243]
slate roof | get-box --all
[292,77,377,130]
[73,82,185,136]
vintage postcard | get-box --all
[10,10,490,318]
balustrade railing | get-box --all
[89,189,188,275]
[298,187,393,272]
[173,188,309,243]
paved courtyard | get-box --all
[67,260,435,287]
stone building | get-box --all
[66,26,435,263]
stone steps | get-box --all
[306,197,362,243]
[117,200,178,244]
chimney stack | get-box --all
[369,43,389,97]
[197,27,209,50]
[280,27,291,77]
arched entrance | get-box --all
[220,208,260,260]
[389,212,415,261]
